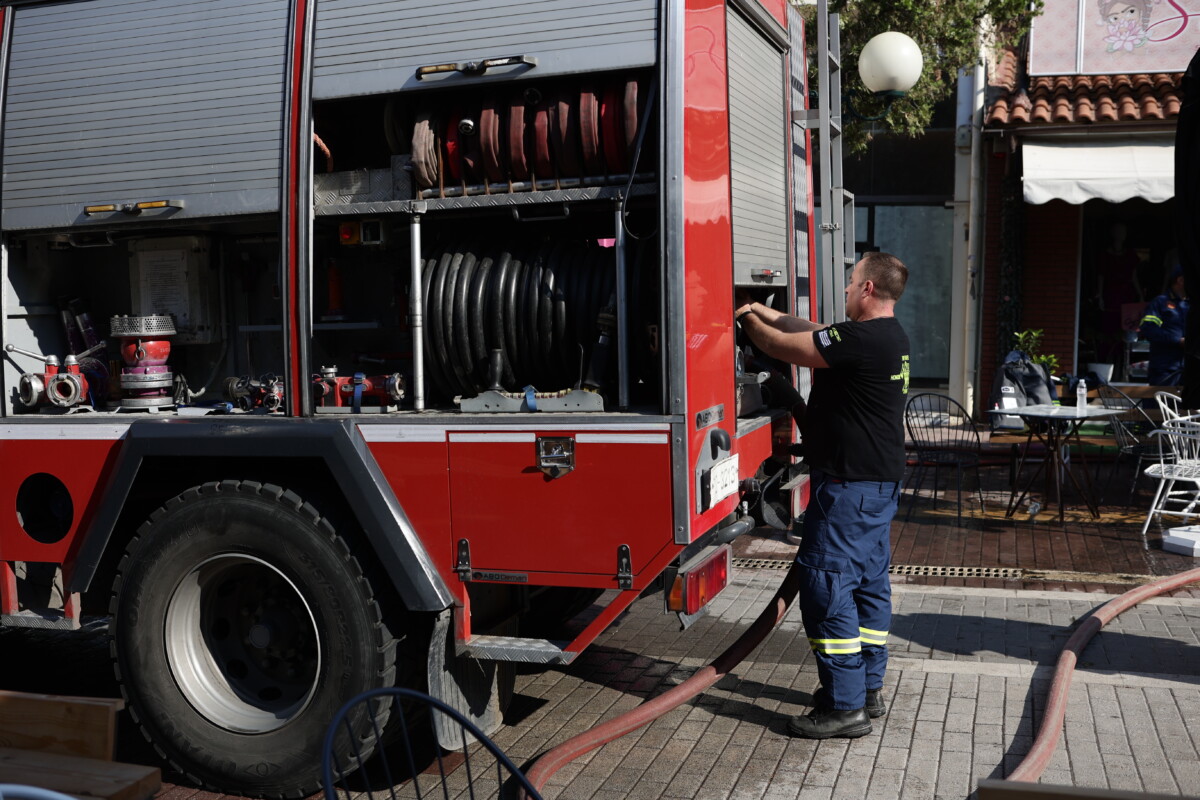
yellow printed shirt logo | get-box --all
[891,355,910,394]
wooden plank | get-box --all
[0,690,124,761]
[0,747,159,800]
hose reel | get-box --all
[421,239,617,401]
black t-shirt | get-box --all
[804,316,910,482]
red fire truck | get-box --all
[0,0,814,794]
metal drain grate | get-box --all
[890,565,1024,579]
[732,559,1025,579]
[731,561,1153,585]
[733,558,793,570]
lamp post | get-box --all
[797,1,922,323]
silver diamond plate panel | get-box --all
[314,201,414,217]
[457,634,574,664]
[316,179,656,216]
[418,179,656,212]
[314,168,399,207]
[1,610,79,630]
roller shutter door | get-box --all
[2,0,289,231]
[728,6,788,286]
[313,0,659,100]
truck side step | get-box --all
[457,635,576,665]
[0,609,80,631]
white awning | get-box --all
[1023,138,1174,205]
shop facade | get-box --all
[978,0,1188,413]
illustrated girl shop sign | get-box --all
[1030,0,1200,75]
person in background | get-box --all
[734,251,909,739]
[1139,263,1189,386]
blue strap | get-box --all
[523,385,538,411]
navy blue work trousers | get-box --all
[798,470,898,711]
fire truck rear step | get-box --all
[0,609,80,631]
[457,635,577,665]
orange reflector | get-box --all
[667,544,731,616]
[135,200,169,210]
[339,222,361,245]
[83,204,117,215]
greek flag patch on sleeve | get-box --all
[818,330,831,348]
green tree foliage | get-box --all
[797,0,1043,152]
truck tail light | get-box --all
[668,544,731,616]
[772,412,796,460]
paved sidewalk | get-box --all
[4,564,1199,799]
[496,566,1200,799]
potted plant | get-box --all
[1013,329,1060,378]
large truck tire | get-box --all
[109,480,408,798]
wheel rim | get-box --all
[164,554,321,733]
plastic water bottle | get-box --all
[1076,378,1087,413]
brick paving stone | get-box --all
[829,753,874,800]
[934,749,974,798]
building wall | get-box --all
[979,150,1081,414]
[1022,199,1081,378]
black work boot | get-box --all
[787,706,872,739]
[813,686,887,719]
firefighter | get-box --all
[735,252,910,739]
[1139,264,1189,386]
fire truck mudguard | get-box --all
[68,417,455,612]
[109,479,414,797]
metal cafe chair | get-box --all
[1156,390,1185,422]
[904,392,988,524]
[1095,382,1168,504]
[1141,415,1200,551]
[323,687,543,800]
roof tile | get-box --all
[988,49,1181,127]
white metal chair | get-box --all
[1141,415,1200,550]
[1155,390,1185,422]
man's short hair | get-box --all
[860,252,908,301]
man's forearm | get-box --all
[738,301,823,333]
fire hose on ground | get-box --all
[518,562,1200,797]
[1006,565,1200,783]
[520,560,802,797]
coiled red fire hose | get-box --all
[520,562,802,797]
[1007,566,1200,783]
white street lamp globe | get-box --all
[858,31,923,94]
